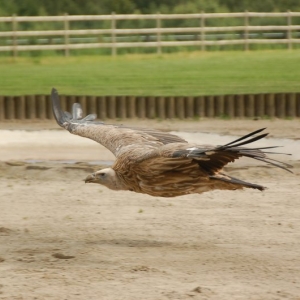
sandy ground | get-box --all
[0,119,300,300]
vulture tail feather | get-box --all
[217,128,266,149]
[217,133,269,149]
[232,148,293,173]
[252,157,293,173]
[210,174,265,191]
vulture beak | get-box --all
[85,173,96,183]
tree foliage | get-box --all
[0,0,300,16]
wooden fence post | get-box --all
[224,95,235,118]
[25,95,36,119]
[214,95,224,117]
[296,93,300,117]
[106,96,116,118]
[137,96,146,118]
[254,94,265,118]
[234,94,244,117]
[64,13,70,57]
[87,95,96,115]
[175,96,185,119]
[12,14,18,58]
[275,93,285,118]
[205,96,214,117]
[195,96,205,118]
[156,96,165,119]
[116,96,126,118]
[97,96,107,119]
[244,11,249,51]
[46,95,54,119]
[61,95,68,114]
[265,93,275,118]
[36,95,46,119]
[156,12,161,55]
[200,11,205,51]
[185,96,194,118]
[165,96,175,119]
[127,96,136,118]
[111,12,116,56]
[0,96,4,120]
[287,10,292,50]
[286,93,296,118]
[146,96,156,119]
[5,96,15,119]
[77,96,87,116]
[245,94,254,118]
[65,95,74,114]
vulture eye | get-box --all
[99,173,105,177]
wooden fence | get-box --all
[0,93,300,121]
[1,12,300,56]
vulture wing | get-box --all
[51,88,187,157]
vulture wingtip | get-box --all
[50,87,66,127]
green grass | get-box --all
[0,50,300,96]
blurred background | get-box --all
[0,0,299,119]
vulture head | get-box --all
[85,168,121,190]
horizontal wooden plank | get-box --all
[1,25,300,38]
[2,38,300,52]
[1,12,300,23]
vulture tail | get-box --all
[176,128,292,173]
[209,174,265,191]
[215,128,293,173]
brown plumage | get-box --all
[51,88,292,197]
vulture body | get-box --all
[51,88,291,197]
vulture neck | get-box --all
[105,168,127,191]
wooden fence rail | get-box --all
[0,93,300,121]
[1,12,300,56]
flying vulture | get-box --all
[51,88,291,197]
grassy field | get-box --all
[0,50,299,96]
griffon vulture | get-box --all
[51,88,291,197]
